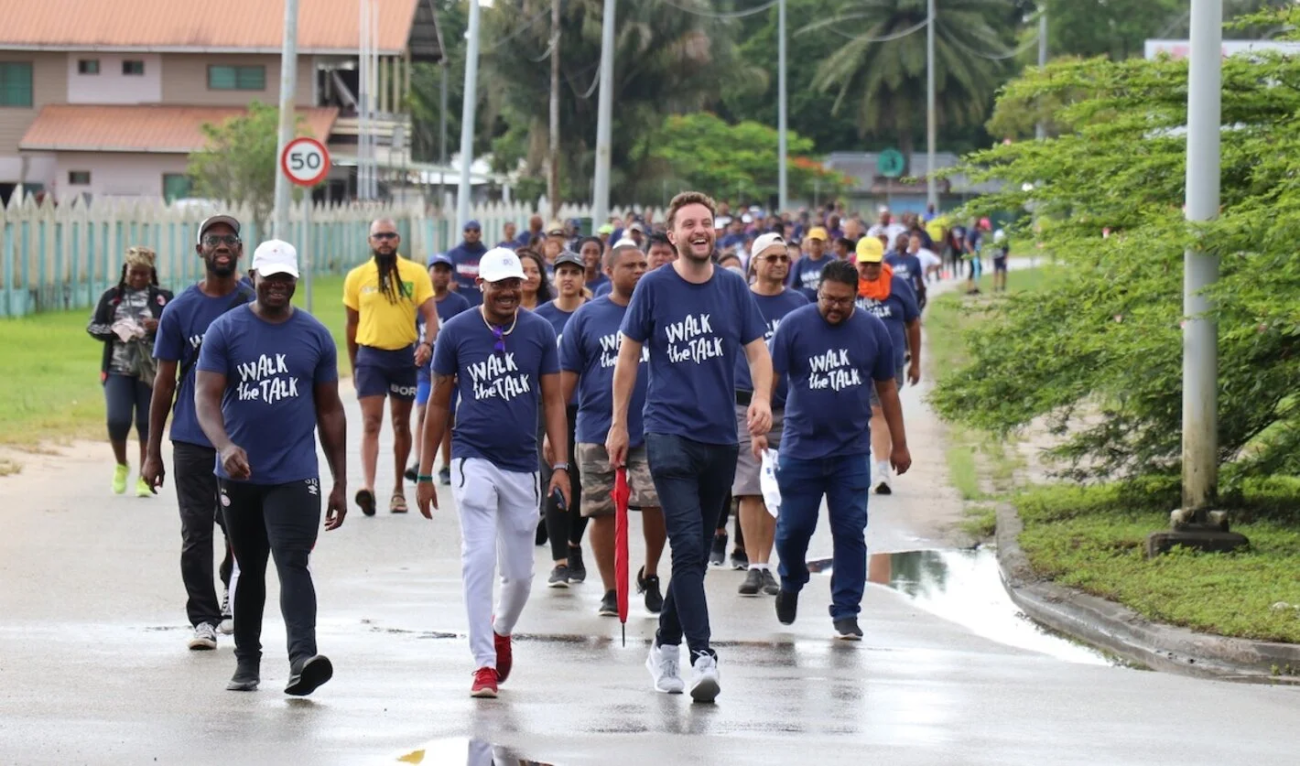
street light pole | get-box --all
[591,0,616,230]
[457,0,482,231]
[1180,0,1222,517]
[272,0,301,240]
[1035,4,1047,141]
[925,0,937,211]
[777,0,788,213]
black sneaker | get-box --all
[548,564,570,588]
[730,548,749,570]
[833,617,864,641]
[226,660,260,692]
[760,569,780,596]
[775,589,798,625]
[535,521,548,547]
[284,655,333,697]
[738,568,763,597]
[568,546,587,584]
[598,589,619,617]
[709,533,727,567]
[439,466,451,486]
[403,464,418,482]
[637,567,663,614]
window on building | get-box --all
[0,63,34,107]
[122,60,145,76]
[68,171,91,185]
[163,174,193,203]
[78,59,100,75]
[208,65,266,91]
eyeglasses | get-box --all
[202,234,240,247]
[760,255,790,263]
[371,232,398,240]
[490,324,506,356]
[818,293,855,309]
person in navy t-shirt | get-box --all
[884,233,926,309]
[608,192,772,703]
[730,233,808,599]
[409,253,471,486]
[195,240,348,698]
[415,247,570,700]
[786,225,830,301]
[768,259,911,639]
[534,251,591,588]
[577,236,610,295]
[143,213,251,651]
[559,238,667,619]
[855,236,922,496]
[447,220,488,307]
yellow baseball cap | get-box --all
[855,236,884,263]
[806,226,829,241]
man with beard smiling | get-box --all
[344,219,438,517]
[608,191,772,703]
[415,247,571,699]
[143,214,254,651]
[195,240,348,697]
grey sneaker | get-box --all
[598,590,618,617]
[738,568,763,596]
[833,617,864,641]
[188,622,218,651]
[548,564,571,588]
[218,589,234,635]
[760,569,780,596]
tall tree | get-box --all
[810,0,1014,156]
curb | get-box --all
[993,502,1300,685]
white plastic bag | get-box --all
[759,448,782,518]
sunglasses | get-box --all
[203,234,240,247]
[760,255,790,263]
[490,324,506,356]
[371,232,399,240]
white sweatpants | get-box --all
[451,457,541,669]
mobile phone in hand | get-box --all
[551,486,567,512]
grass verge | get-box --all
[0,275,352,447]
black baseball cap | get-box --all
[553,251,584,271]
[197,215,241,245]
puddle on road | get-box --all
[811,548,1111,666]
[398,737,556,765]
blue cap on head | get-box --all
[464,219,481,231]
[428,253,453,267]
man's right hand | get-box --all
[219,444,252,480]
[416,479,439,518]
[141,454,166,493]
[891,444,912,476]
[604,424,629,469]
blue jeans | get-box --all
[645,433,738,658]
[775,453,872,620]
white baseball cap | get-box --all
[610,237,640,252]
[751,232,786,258]
[478,247,526,283]
[252,239,299,278]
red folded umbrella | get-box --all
[612,467,631,646]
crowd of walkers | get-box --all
[89,195,1007,701]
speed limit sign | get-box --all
[281,137,331,187]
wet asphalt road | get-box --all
[3,275,1299,765]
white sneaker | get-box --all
[646,642,684,694]
[218,589,234,635]
[188,623,218,651]
[873,462,892,495]
[689,652,721,703]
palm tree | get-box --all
[809,0,1015,156]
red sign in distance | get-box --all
[281,137,331,187]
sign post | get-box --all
[280,137,331,313]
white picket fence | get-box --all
[0,194,665,317]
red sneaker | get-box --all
[470,667,498,698]
[494,630,513,684]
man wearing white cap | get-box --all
[415,247,571,699]
[733,233,808,598]
[195,240,349,697]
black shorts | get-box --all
[994,256,1008,273]
[355,345,417,401]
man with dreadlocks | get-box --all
[344,218,438,517]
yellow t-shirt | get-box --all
[343,256,435,350]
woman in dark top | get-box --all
[86,246,172,496]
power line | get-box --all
[485,4,554,52]
[946,30,1042,61]
[655,0,780,20]
[798,16,929,43]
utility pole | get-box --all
[439,60,448,208]
[548,0,562,223]
[457,0,482,231]
[777,0,788,212]
[925,0,937,211]
[591,0,616,232]
[272,0,301,239]
[1035,4,1047,141]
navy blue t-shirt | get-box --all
[621,266,765,445]
[560,297,649,447]
[196,306,338,484]
[734,290,809,408]
[417,291,472,382]
[771,304,895,460]
[787,254,831,301]
[586,273,611,295]
[594,281,613,298]
[885,252,925,295]
[534,300,582,405]
[153,283,254,448]
[855,276,920,368]
[447,241,488,307]
[432,308,560,472]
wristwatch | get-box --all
[552,462,569,472]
